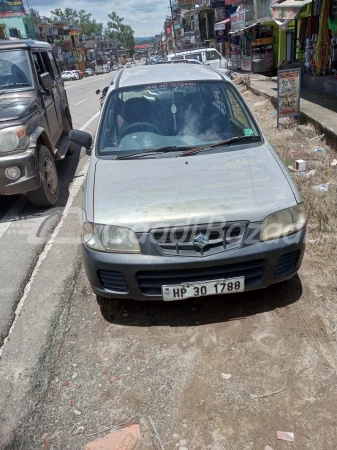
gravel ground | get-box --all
[22,87,337,450]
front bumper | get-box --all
[0,148,40,196]
[83,228,306,301]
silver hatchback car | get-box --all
[70,65,306,303]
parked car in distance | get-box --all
[71,70,80,80]
[102,66,109,73]
[74,69,84,79]
[125,62,131,68]
[84,68,94,77]
[112,65,118,71]
[69,64,307,306]
[0,39,74,207]
[118,63,124,69]
[61,70,75,81]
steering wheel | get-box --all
[119,122,161,141]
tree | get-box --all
[50,8,103,36]
[106,11,135,56]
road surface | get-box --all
[0,72,115,346]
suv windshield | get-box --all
[0,49,34,93]
[97,81,261,157]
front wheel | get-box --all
[97,295,126,321]
[28,145,59,207]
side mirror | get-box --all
[102,86,109,95]
[40,72,53,92]
[96,89,100,95]
[69,129,92,152]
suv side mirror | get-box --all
[40,72,53,93]
[69,130,92,153]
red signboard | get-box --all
[177,0,195,5]
[0,0,26,17]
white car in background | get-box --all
[71,70,80,80]
[61,71,75,81]
[125,62,131,68]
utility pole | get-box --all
[169,0,177,50]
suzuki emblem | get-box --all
[193,233,209,249]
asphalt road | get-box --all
[0,72,115,346]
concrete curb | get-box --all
[247,83,337,151]
[0,188,84,449]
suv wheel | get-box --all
[63,116,74,156]
[28,145,59,207]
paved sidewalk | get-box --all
[246,74,337,149]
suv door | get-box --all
[40,50,63,130]
[32,50,61,144]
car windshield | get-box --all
[0,49,34,92]
[97,80,261,157]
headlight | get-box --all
[82,222,140,253]
[0,126,28,153]
[260,204,306,242]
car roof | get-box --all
[118,64,224,88]
[0,39,52,50]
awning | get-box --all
[229,23,257,34]
[271,0,312,20]
[214,18,230,30]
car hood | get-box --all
[93,145,297,230]
[0,97,38,122]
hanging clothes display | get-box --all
[314,0,332,75]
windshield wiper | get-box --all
[114,146,188,160]
[0,83,30,89]
[180,135,262,157]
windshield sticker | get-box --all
[244,128,254,136]
[144,82,196,90]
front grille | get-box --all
[137,259,266,296]
[150,222,248,257]
[274,250,300,279]
[98,270,128,293]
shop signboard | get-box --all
[241,58,252,71]
[277,68,301,127]
[230,9,245,30]
[215,7,226,21]
[210,0,224,7]
[177,0,195,5]
[225,0,242,5]
[0,0,26,17]
[215,19,229,31]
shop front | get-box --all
[229,19,276,73]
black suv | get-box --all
[0,40,74,206]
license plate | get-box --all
[162,277,244,301]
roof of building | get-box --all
[0,39,52,49]
[134,44,153,49]
[117,64,224,89]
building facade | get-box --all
[163,0,337,76]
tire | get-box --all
[63,116,74,156]
[28,145,59,207]
[97,295,126,321]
